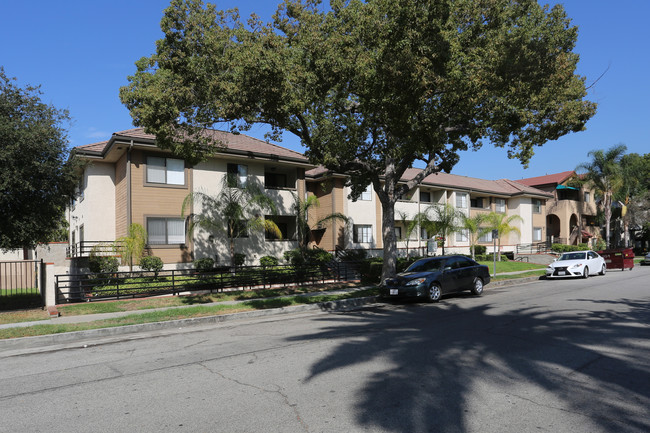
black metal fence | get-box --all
[55,261,360,304]
[67,241,124,258]
[0,260,44,310]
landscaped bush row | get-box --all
[550,243,590,253]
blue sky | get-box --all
[2,1,648,181]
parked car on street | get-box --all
[641,252,650,266]
[545,250,606,278]
[381,255,490,302]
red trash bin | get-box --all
[598,248,635,271]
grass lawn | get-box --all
[476,260,546,273]
[0,285,377,340]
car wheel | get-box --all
[582,267,589,279]
[599,264,606,276]
[427,283,441,303]
[471,277,484,295]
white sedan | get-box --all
[546,250,607,278]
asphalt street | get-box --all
[1,268,648,432]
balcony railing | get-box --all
[67,241,123,258]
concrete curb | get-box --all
[0,296,380,352]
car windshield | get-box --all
[559,252,587,261]
[406,259,443,273]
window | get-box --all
[470,197,484,208]
[456,229,468,242]
[532,199,542,214]
[360,184,372,201]
[147,218,185,245]
[420,228,430,240]
[227,220,248,238]
[264,172,287,189]
[478,230,493,243]
[266,222,288,240]
[420,191,431,203]
[456,193,467,209]
[495,198,506,213]
[394,227,402,240]
[353,225,372,243]
[146,156,184,185]
[533,227,542,241]
[584,192,590,203]
[227,163,248,188]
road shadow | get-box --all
[286,295,650,432]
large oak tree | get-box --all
[120,0,596,278]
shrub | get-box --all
[284,248,333,266]
[260,255,279,268]
[359,258,383,283]
[139,256,163,275]
[234,253,246,267]
[474,245,487,255]
[88,254,119,275]
[194,257,215,272]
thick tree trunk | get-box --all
[381,199,397,281]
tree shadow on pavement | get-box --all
[286,296,650,432]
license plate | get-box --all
[390,289,398,295]
[558,271,566,276]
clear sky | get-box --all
[2,0,648,181]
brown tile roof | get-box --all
[402,168,551,197]
[74,140,109,154]
[112,128,309,162]
[517,170,575,187]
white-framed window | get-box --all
[360,184,372,201]
[478,230,493,243]
[353,225,372,243]
[456,229,468,242]
[532,199,542,214]
[456,193,467,209]
[394,227,402,240]
[495,198,506,213]
[146,156,185,185]
[584,191,590,203]
[147,217,185,245]
[533,227,542,241]
[227,163,248,188]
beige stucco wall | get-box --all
[191,156,302,265]
[70,161,116,244]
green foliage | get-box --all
[292,193,349,249]
[116,223,148,270]
[182,176,279,267]
[283,247,333,267]
[342,248,367,261]
[474,245,487,255]
[551,243,591,253]
[88,254,119,275]
[233,253,246,267]
[0,68,79,250]
[194,257,215,272]
[260,255,279,268]
[421,204,463,255]
[593,238,607,252]
[139,256,163,274]
[121,0,596,279]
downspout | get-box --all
[126,140,133,229]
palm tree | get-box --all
[422,203,463,255]
[460,213,488,260]
[115,223,147,271]
[484,212,523,258]
[293,192,349,250]
[396,210,424,256]
[182,177,281,267]
[575,144,626,248]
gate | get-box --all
[0,259,45,310]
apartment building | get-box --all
[69,128,313,267]
[517,171,599,246]
[306,167,553,256]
